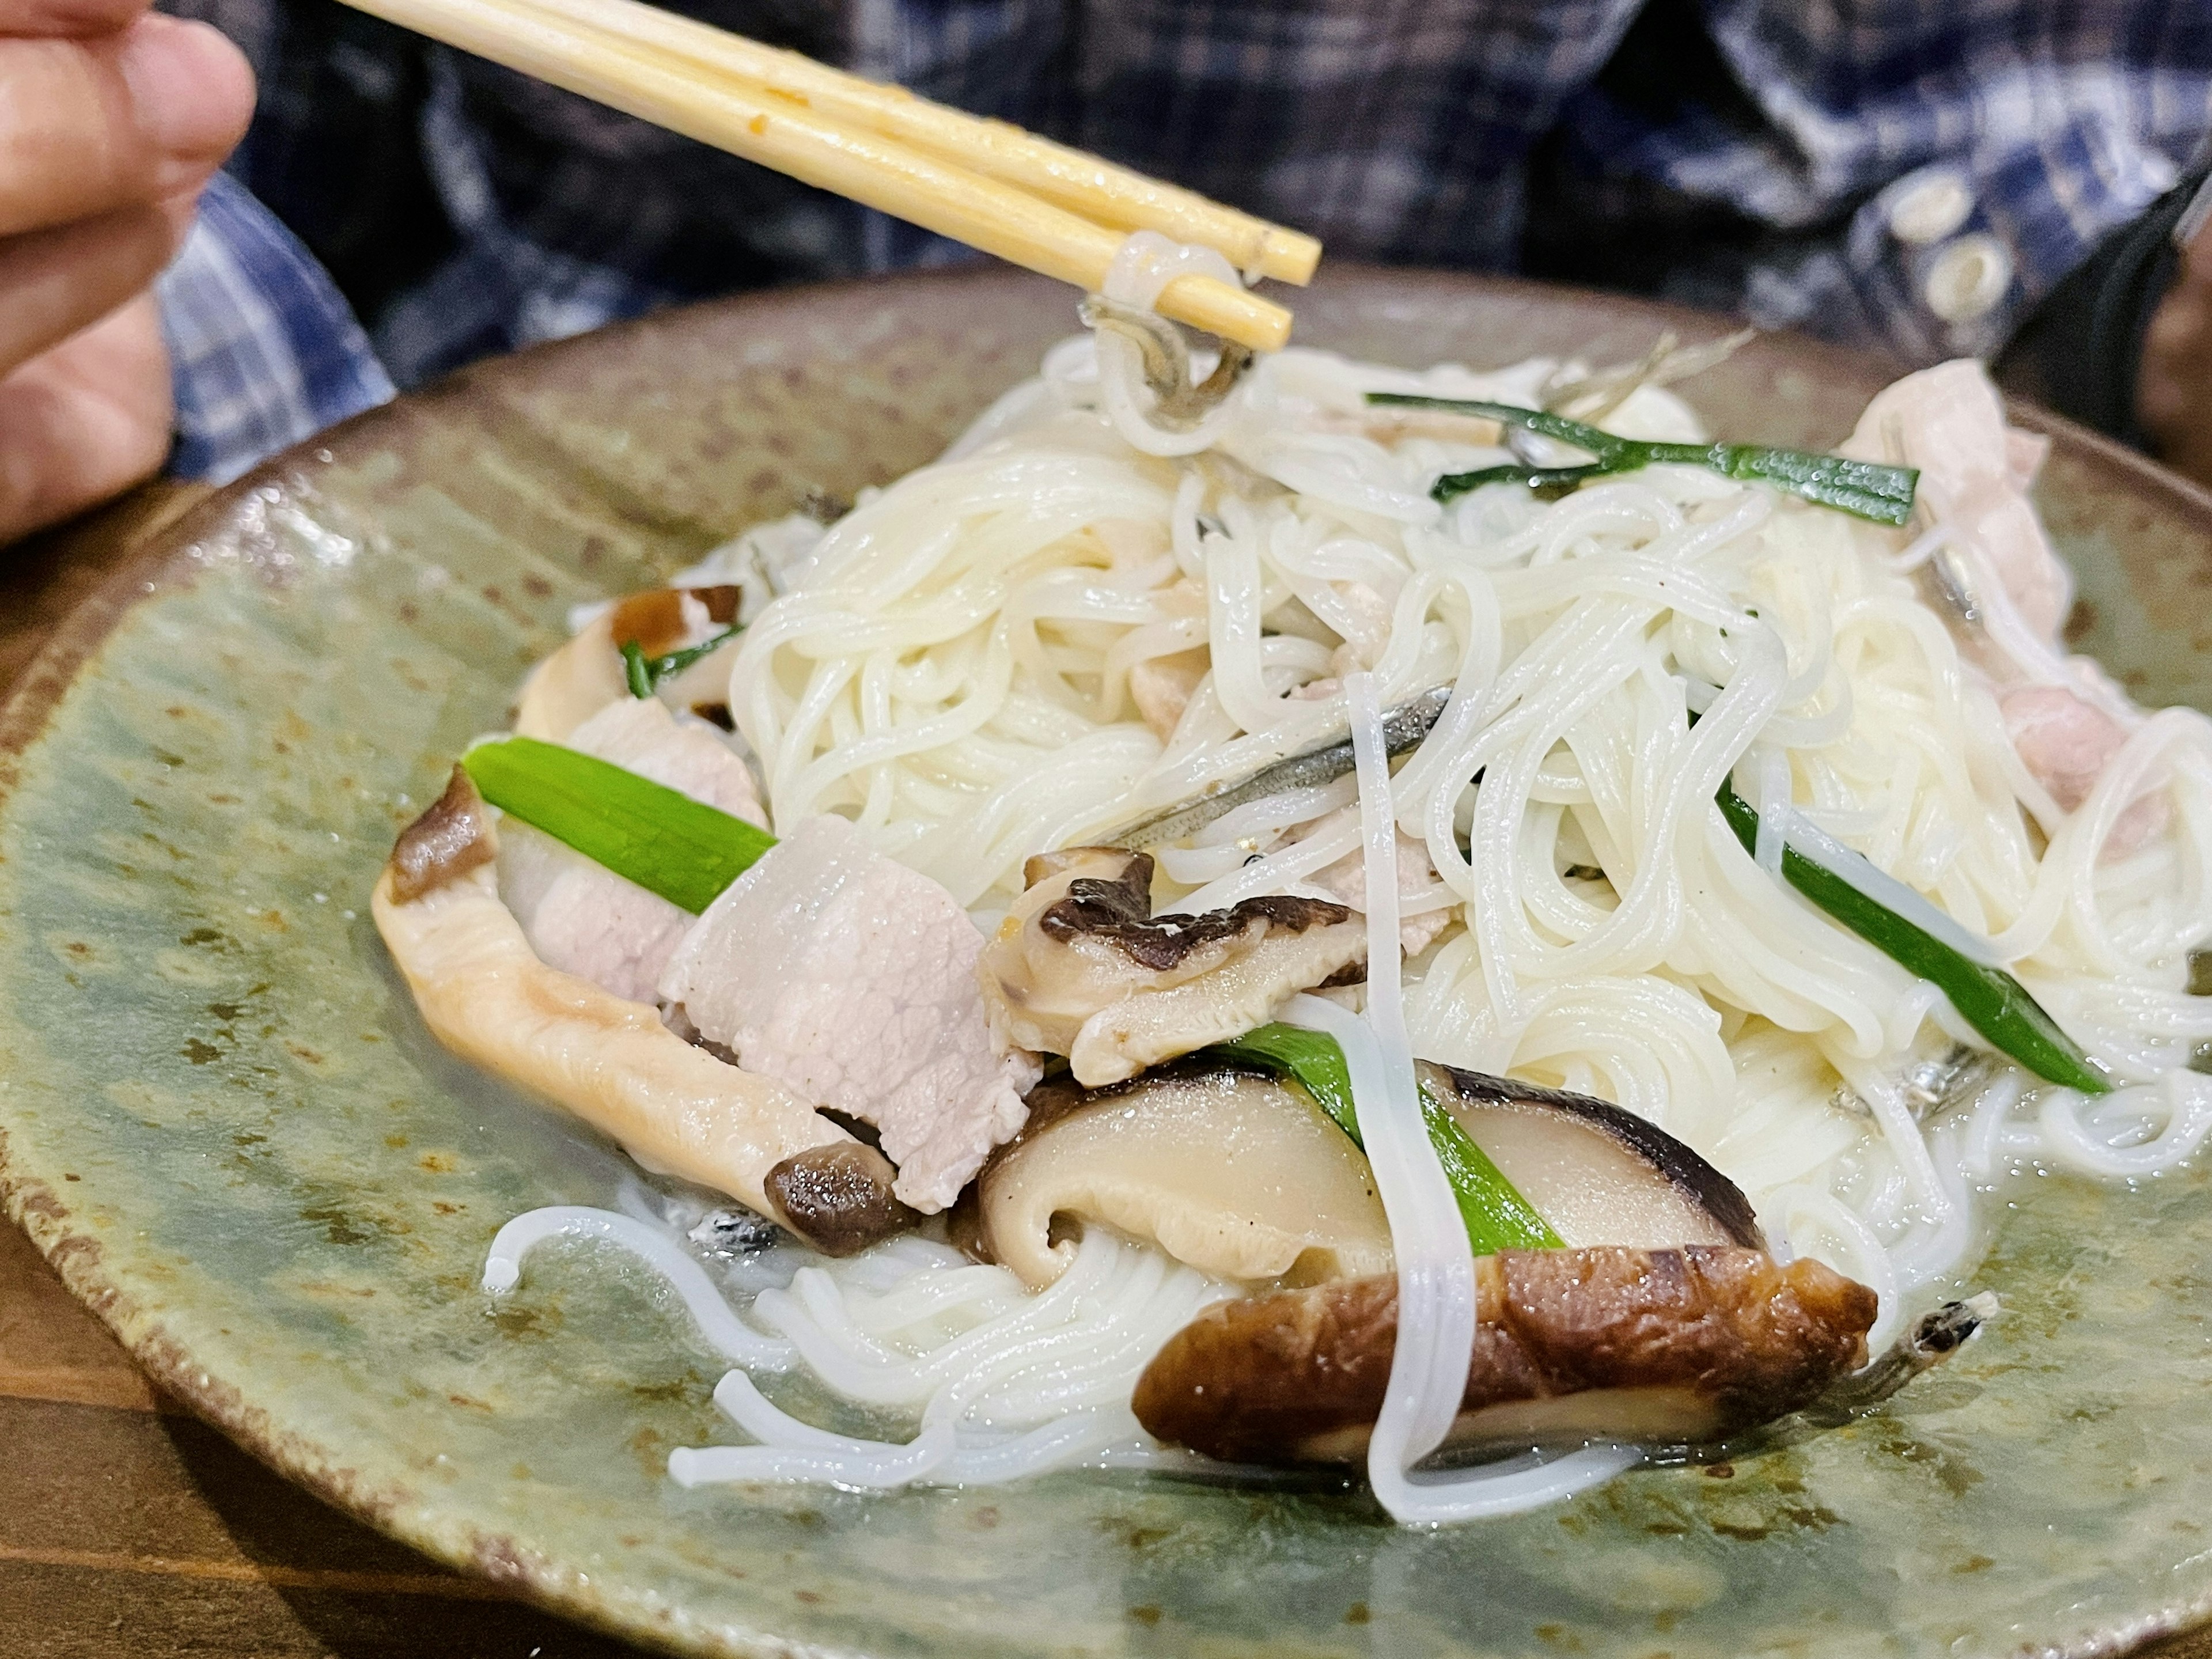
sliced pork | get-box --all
[1842,360,2073,641]
[2001,684,2130,813]
[658,815,1041,1213]
[2000,684,2171,854]
[1127,647,1209,740]
[1841,362,2173,851]
[497,696,764,1005]
[1308,805,1452,955]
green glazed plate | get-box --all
[6,267,2212,1659]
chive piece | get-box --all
[1421,1094,1565,1255]
[1713,777,2111,1094]
[461,737,776,914]
[620,625,744,699]
[1364,393,1920,527]
[1211,1024,1563,1253]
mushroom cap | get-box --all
[978,848,1366,1088]
[1132,1246,1878,1464]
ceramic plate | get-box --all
[6,267,2212,1659]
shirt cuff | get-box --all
[157,171,398,486]
[1740,127,2185,367]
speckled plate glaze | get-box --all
[6,267,2212,1659]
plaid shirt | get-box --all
[158,172,396,484]
[159,0,2211,482]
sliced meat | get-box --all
[570,695,762,820]
[497,696,765,1005]
[1841,360,2072,641]
[971,1060,1393,1290]
[1839,365,2171,843]
[1999,684,2170,854]
[372,782,907,1256]
[2001,684,2128,812]
[1127,647,1209,740]
[1132,1247,1877,1465]
[658,815,1041,1213]
[1308,806,1452,956]
[979,848,1368,1087]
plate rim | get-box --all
[6,262,2212,1659]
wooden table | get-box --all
[3,486,2207,1659]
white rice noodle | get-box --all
[1289,675,1635,1524]
[486,1209,1232,1493]
[483,1207,794,1370]
[1094,230,1251,457]
[498,338,2212,1518]
[1764,802,2006,967]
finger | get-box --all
[0,14,252,238]
[0,293,171,545]
[0,201,175,379]
[0,0,149,40]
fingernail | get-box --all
[117,16,255,181]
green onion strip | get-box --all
[1212,1024,1563,1253]
[1365,393,1920,525]
[1711,775,2109,1093]
[622,625,742,699]
[460,737,775,915]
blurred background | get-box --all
[111,0,2212,502]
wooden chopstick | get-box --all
[338,0,1305,351]
[483,0,1319,287]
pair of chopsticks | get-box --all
[336,0,1320,352]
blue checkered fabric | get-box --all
[157,171,395,484]
[157,0,2212,481]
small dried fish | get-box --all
[1115,684,1454,850]
[687,1207,785,1259]
[1921,544,1982,628]
[1645,1291,1999,1467]
[1904,1044,1997,1116]
[1879,410,1985,631]
[1506,327,1757,469]
[1081,296,1255,431]
[1833,1043,1994,1122]
[1540,327,1759,425]
[1791,1293,2000,1427]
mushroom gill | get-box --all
[967,1060,1393,1291]
[1132,1246,1878,1465]
[977,848,1366,1087]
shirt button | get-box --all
[1887,166,1975,245]
[1923,233,2014,321]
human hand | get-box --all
[2140,202,2212,491]
[0,0,252,544]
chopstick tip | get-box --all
[1264,230,1323,286]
